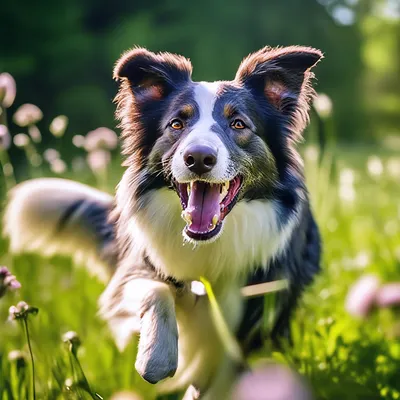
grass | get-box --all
[0,139,400,399]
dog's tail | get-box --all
[3,178,116,282]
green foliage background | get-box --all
[1,0,400,145]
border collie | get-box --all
[3,45,322,399]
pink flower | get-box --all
[345,274,380,318]
[84,127,118,151]
[9,301,38,321]
[110,391,143,400]
[0,124,11,150]
[13,104,43,127]
[50,159,67,174]
[233,363,314,400]
[87,149,111,173]
[0,73,17,108]
[0,266,21,297]
[376,283,400,308]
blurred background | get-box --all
[2,0,400,154]
[1,1,400,399]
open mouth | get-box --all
[173,176,242,241]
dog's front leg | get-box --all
[99,262,179,384]
[135,279,178,384]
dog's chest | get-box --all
[130,188,294,284]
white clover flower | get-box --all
[84,127,118,151]
[49,115,68,137]
[13,104,43,127]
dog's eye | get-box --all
[231,119,246,130]
[170,119,184,130]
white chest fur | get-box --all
[123,187,296,286]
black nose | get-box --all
[183,144,217,175]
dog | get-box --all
[3,45,322,399]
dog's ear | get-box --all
[235,46,323,133]
[114,47,192,103]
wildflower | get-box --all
[49,115,68,137]
[0,72,17,108]
[313,93,333,119]
[50,158,67,174]
[9,301,38,321]
[345,275,380,318]
[27,125,42,143]
[8,350,27,369]
[233,363,314,400]
[87,149,111,173]
[0,124,11,150]
[72,134,85,148]
[84,127,118,152]
[375,283,400,308]
[13,133,30,148]
[63,331,81,355]
[367,156,383,178]
[43,148,60,163]
[13,104,43,127]
[0,266,21,297]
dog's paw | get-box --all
[135,302,178,384]
[135,349,177,384]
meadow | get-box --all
[0,97,400,399]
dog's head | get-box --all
[114,46,322,243]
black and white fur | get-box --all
[3,46,322,399]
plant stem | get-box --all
[23,318,36,400]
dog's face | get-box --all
[114,46,322,243]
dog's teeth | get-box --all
[219,184,229,202]
[181,210,192,225]
[212,215,218,226]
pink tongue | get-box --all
[186,182,221,233]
